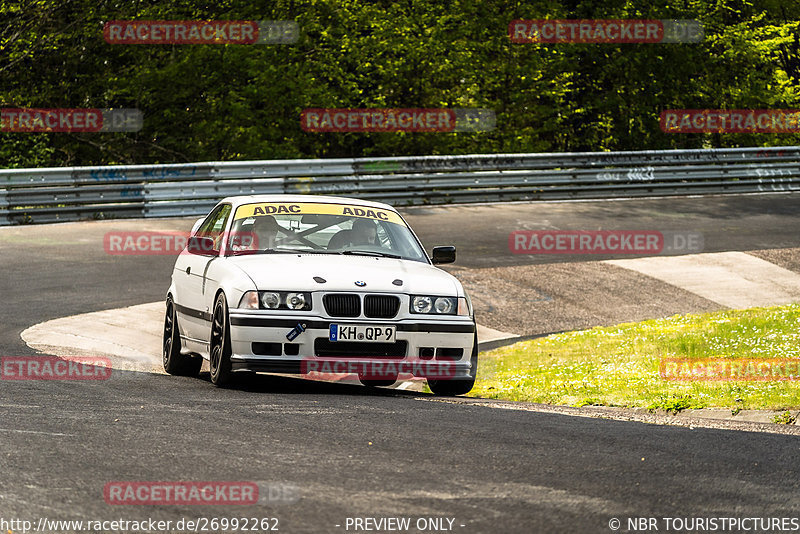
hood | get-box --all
[228,253,462,296]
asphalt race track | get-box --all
[2,193,800,533]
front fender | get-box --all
[208,261,258,311]
[166,275,178,302]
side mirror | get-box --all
[190,217,204,235]
[431,246,456,265]
[187,236,216,256]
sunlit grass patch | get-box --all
[470,304,800,411]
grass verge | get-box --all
[470,304,800,411]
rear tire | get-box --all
[427,330,478,396]
[163,297,201,377]
[209,292,234,387]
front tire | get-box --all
[209,292,234,387]
[163,297,201,376]
[427,330,478,396]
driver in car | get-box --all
[252,215,281,249]
[230,215,281,252]
[350,219,378,246]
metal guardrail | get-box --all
[1,146,799,225]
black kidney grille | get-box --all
[323,293,361,317]
[364,295,400,318]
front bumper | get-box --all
[227,311,476,379]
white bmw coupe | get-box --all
[163,195,477,395]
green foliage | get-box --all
[647,394,703,414]
[470,303,800,410]
[771,410,797,424]
[1,0,799,167]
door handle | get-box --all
[185,266,191,275]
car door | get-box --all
[173,204,232,345]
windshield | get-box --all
[225,201,428,262]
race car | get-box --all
[163,194,477,395]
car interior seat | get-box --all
[327,229,353,250]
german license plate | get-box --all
[329,324,396,343]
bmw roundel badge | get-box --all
[354,281,366,287]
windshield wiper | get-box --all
[341,250,402,259]
[229,248,306,256]
[256,248,317,254]
[231,248,401,258]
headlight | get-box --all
[411,295,466,315]
[286,292,307,310]
[261,292,281,309]
[434,297,454,314]
[411,296,433,314]
[239,291,312,311]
